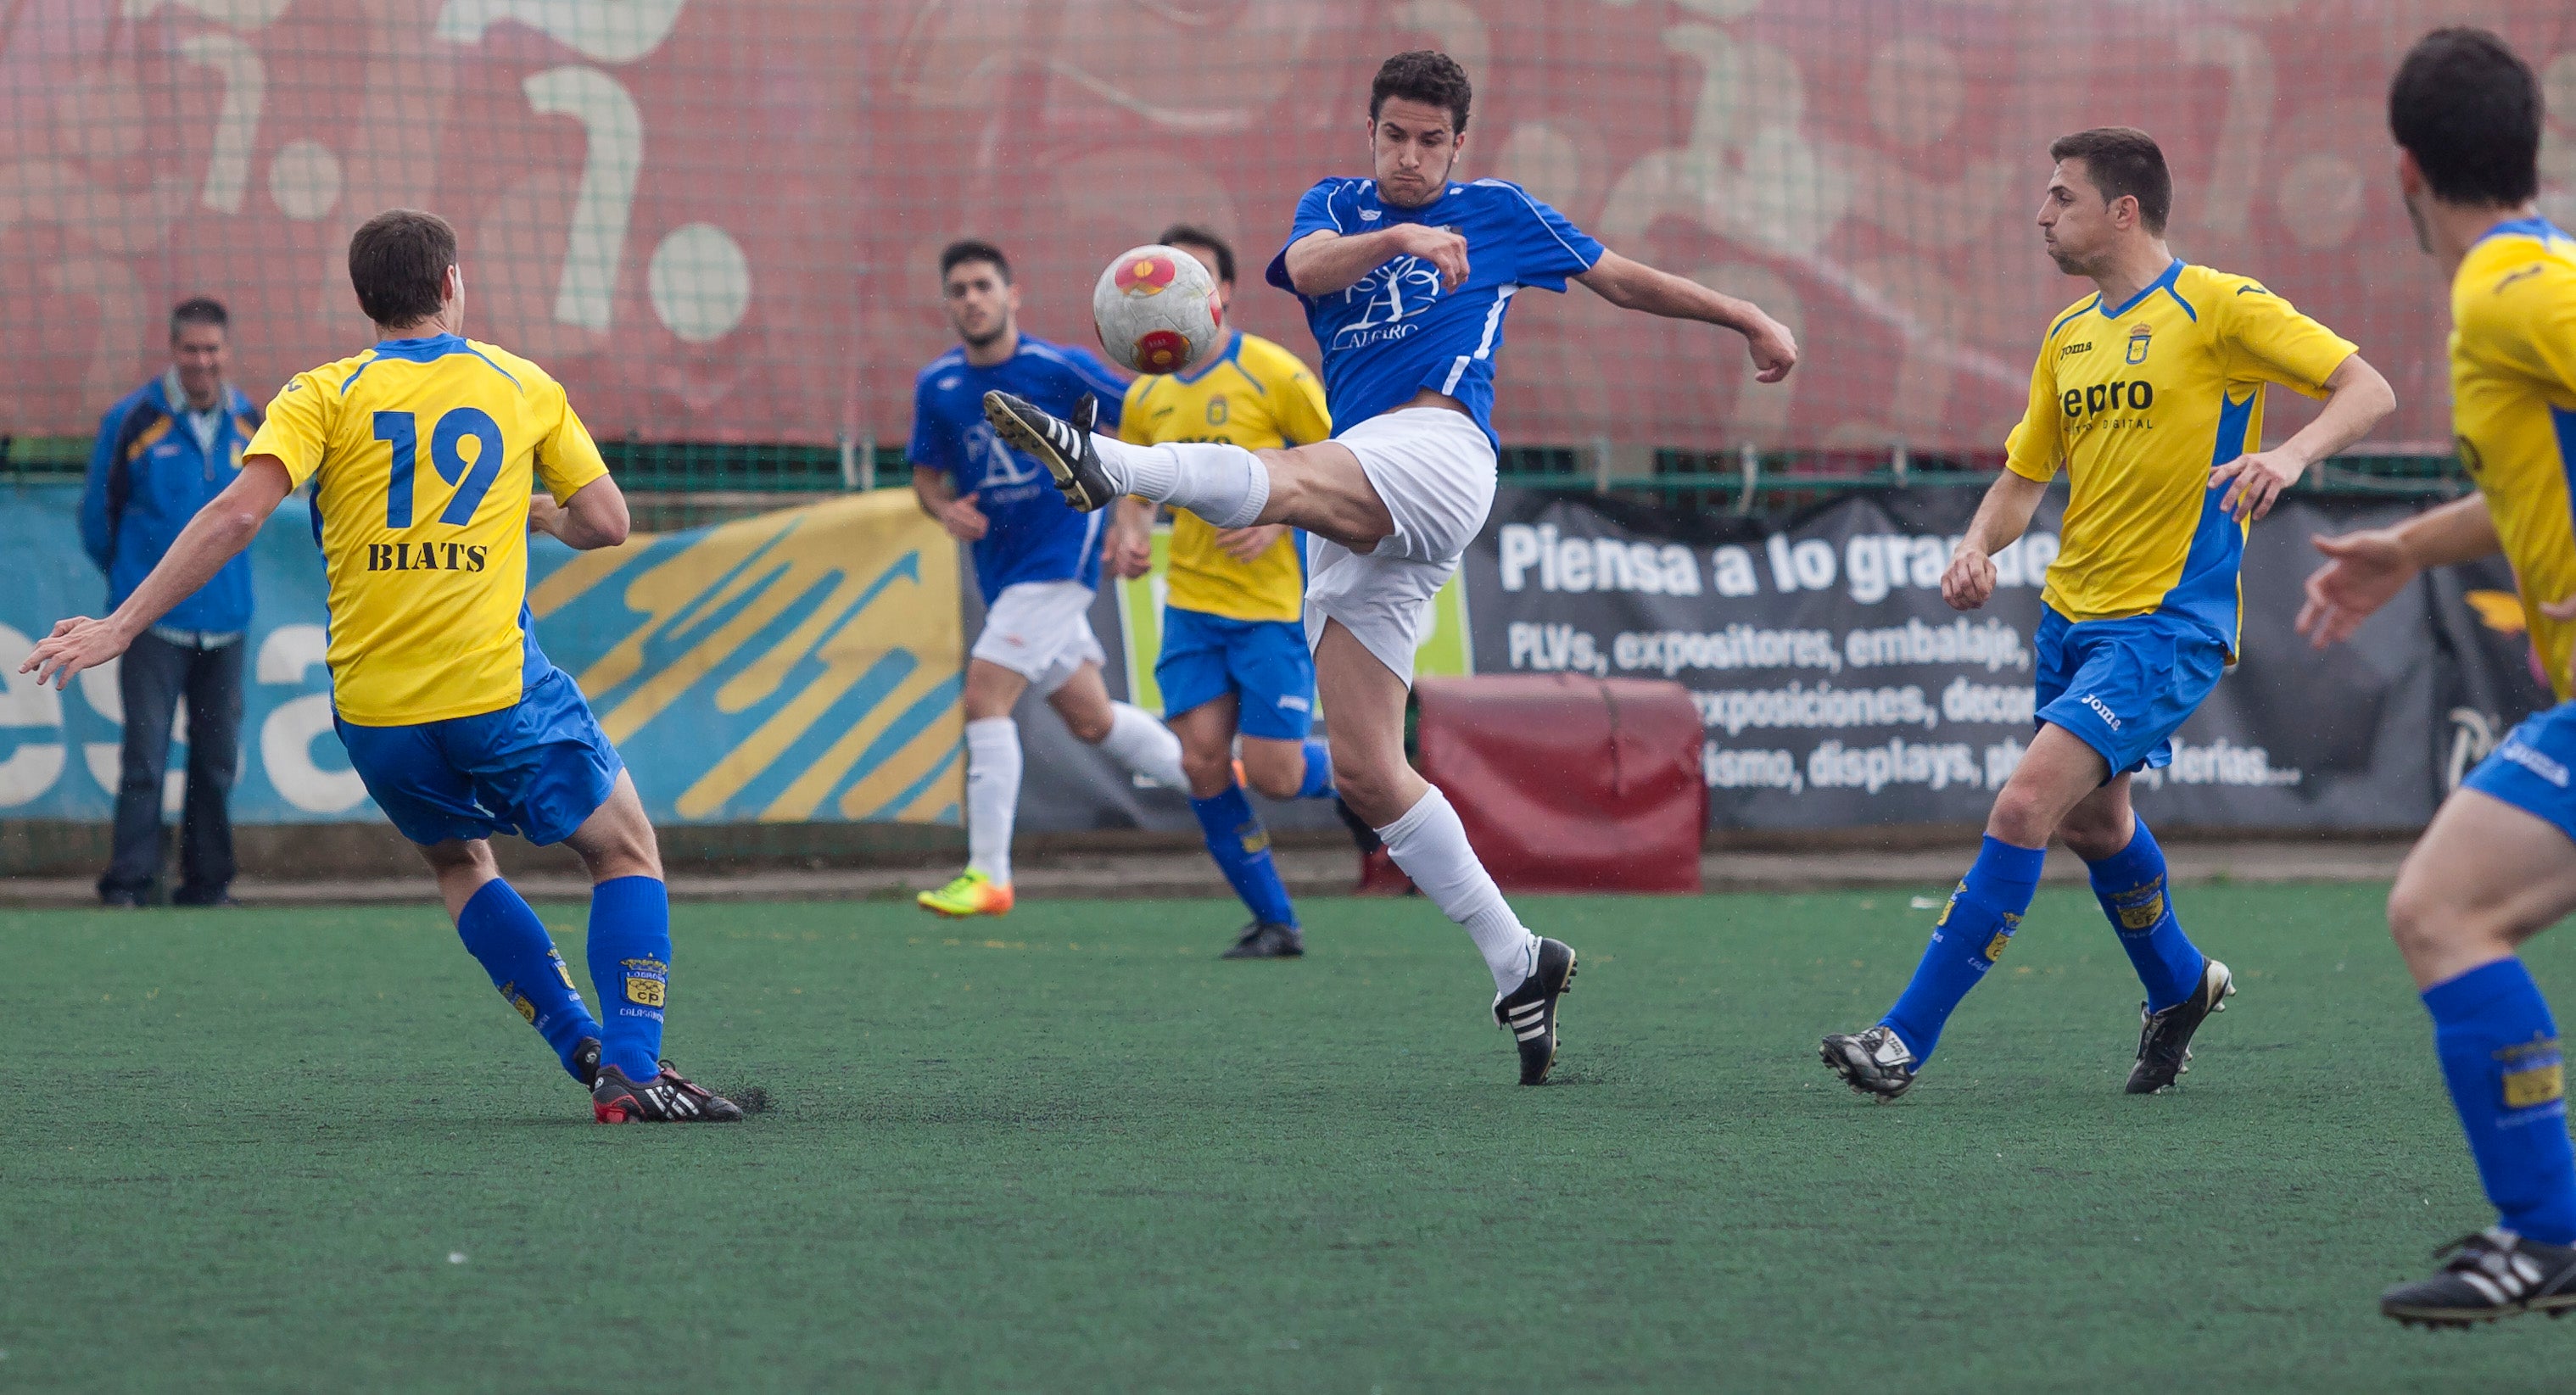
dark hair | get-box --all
[347,209,456,326]
[2048,127,2172,235]
[1157,224,1235,285]
[2391,27,2540,208]
[940,238,1012,284]
[169,297,228,338]
[1370,49,1472,133]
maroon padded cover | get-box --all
[1361,674,1704,895]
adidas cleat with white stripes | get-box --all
[1492,937,1577,1085]
[983,390,1116,512]
[2382,1228,2576,1327]
[591,1062,746,1124]
[2126,957,2235,1094]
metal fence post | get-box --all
[1736,441,1759,514]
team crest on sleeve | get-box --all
[2125,322,2154,365]
[1114,254,1179,295]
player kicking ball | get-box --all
[908,239,1191,919]
[21,209,740,1123]
[1115,225,1347,959]
[1819,129,2394,1101]
[986,51,1799,1082]
[2302,30,2576,1325]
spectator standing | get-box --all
[77,298,263,907]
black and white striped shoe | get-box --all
[591,1062,746,1124]
[983,390,1115,511]
[2382,1228,2576,1326]
[1492,937,1577,1085]
[2126,957,2235,1094]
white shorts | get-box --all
[1304,408,1496,687]
[971,579,1105,695]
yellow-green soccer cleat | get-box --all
[917,869,1015,918]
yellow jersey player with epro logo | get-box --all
[1112,226,1341,960]
[2301,29,2576,1325]
[1821,127,2392,1106]
[23,209,741,1124]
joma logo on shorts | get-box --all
[2080,694,2123,729]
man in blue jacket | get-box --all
[78,298,263,906]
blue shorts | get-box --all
[1156,607,1316,741]
[2032,606,2231,778]
[2465,700,2576,846]
[335,667,625,847]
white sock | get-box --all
[1097,701,1188,789]
[964,717,1021,883]
[1375,786,1539,992]
[1091,436,1269,527]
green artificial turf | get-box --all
[3,884,2572,1392]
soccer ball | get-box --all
[1092,244,1222,375]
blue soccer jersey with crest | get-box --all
[908,335,1127,602]
[1263,176,1602,448]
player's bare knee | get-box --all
[1986,786,2057,849]
[1181,745,1234,794]
[416,838,495,879]
[2057,809,2132,862]
[1064,711,1113,745]
[1243,762,1304,801]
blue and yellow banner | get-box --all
[0,485,963,827]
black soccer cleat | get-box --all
[591,1062,746,1124]
[1820,1024,1918,1101]
[2126,957,2235,1094]
[983,390,1115,511]
[1222,920,1305,959]
[1493,937,1578,1085]
[572,1036,602,1088]
[2382,1229,2576,1326]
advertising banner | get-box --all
[1461,486,2512,831]
[0,485,964,828]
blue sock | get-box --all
[455,878,600,1081]
[2084,819,2207,1013]
[1190,784,1296,927]
[1880,836,2047,1065]
[588,875,672,1082]
[1295,739,1334,799]
[2425,958,2576,1244]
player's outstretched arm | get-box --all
[20,456,292,689]
[528,475,631,551]
[1281,226,1468,296]
[1574,251,1796,383]
[2209,354,2397,522]
[1942,470,2051,613]
[911,466,986,542]
[2298,494,2501,649]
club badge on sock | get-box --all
[622,957,668,1013]
[2501,1037,2568,1117]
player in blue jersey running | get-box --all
[910,239,1189,918]
[986,52,1798,1083]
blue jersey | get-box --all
[908,335,1127,602]
[1264,177,1602,448]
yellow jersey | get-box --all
[244,333,610,726]
[2451,219,2576,700]
[2005,260,2356,656]
[1119,332,1330,622]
